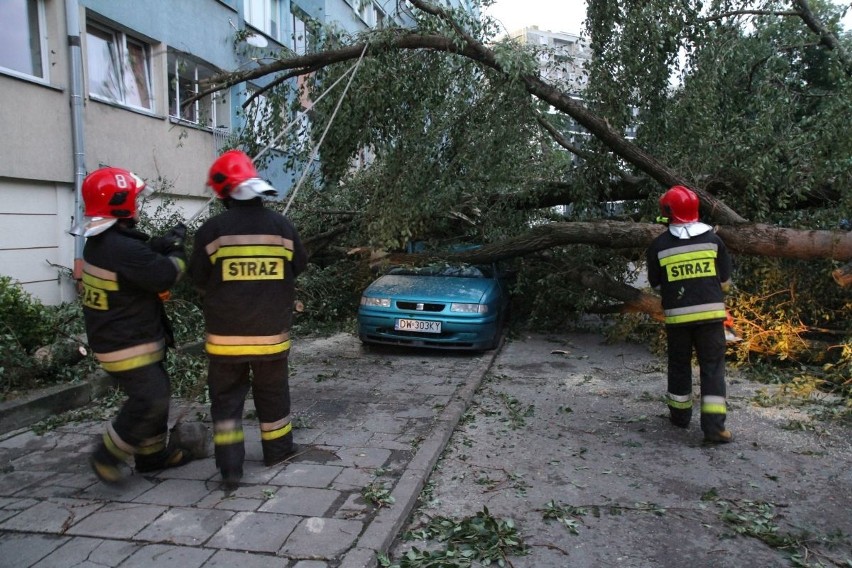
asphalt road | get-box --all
[388,332,852,567]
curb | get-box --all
[0,371,114,436]
[341,338,503,567]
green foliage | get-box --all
[0,275,54,352]
[0,277,97,398]
[381,507,528,567]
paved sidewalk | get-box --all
[0,333,498,567]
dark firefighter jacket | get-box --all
[646,229,732,326]
[188,199,308,362]
[81,224,186,372]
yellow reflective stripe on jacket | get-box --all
[82,271,119,291]
[701,396,727,415]
[82,263,119,310]
[99,350,165,372]
[95,340,166,372]
[209,244,294,264]
[206,340,291,357]
[205,332,291,357]
[260,421,292,441]
[664,302,726,325]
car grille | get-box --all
[395,301,445,312]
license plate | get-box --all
[395,319,442,333]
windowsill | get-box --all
[0,69,61,91]
[89,95,163,119]
[168,116,231,133]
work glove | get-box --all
[150,223,187,256]
[166,222,187,242]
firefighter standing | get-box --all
[74,167,193,483]
[646,185,734,443]
[189,150,308,489]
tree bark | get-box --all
[435,221,852,265]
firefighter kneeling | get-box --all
[72,167,193,483]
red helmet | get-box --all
[207,150,259,199]
[82,167,148,219]
[659,185,699,224]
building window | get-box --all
[86,22,153,110]
[244,0,281,41]
[168,51,230,130]
[358,0,377,26]
[0,0,48,80]
[290,6,316,55]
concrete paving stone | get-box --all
[335,448,391,469]
[0,429,43,449]
[338,546,378,568]
[292,560,328,568]
[31,536,139,568]
[119,543,215,567]
[0,498,103,533]
[258,486,340,517]
[0,471,54,497]
[78,474,156,502]
[0,532,69,567]
[313,429,373,447]
[279,517,362,559]
[64,503,168,539]
[269,464,343,488]
[331,467,374,491]
[134,506,234,546]
[333,491,370,521]
[238,460,288,485]
[0,496,39,510]
[292,428,323,445]
[206,511,299,553]
[358,415,407,435]
[203,549,291,567]
[367,432,416,451]
[132,478,213,507]
[10,450,94,474]
[196,484,278,511]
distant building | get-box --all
[0,0,472,304]
[506,26,591,95]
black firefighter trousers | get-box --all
[207,357,294,476]
[666,321,728,434]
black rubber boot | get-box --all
[263,443,301,467]
[669,408,692,429]
[135,445,193,473]
[90,443,127,485]
[220,467,243,491]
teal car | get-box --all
[357,263,508,351]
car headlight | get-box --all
[450,303,488,314]
[361,296,391,308]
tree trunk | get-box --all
[443,221,852,264]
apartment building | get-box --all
[0,0,472,305]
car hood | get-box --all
[366,274,495,303]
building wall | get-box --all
[1,0,472,305]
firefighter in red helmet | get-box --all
[73,167,193,483]
[189,150,308,489]
[646,185,734,443]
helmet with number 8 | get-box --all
[82,167,149,219]
[659,185,700,224]
[71,167,151,237]
[206,150,278,200]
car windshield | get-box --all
[387,263,489,278]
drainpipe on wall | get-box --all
[66,0,86,282]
